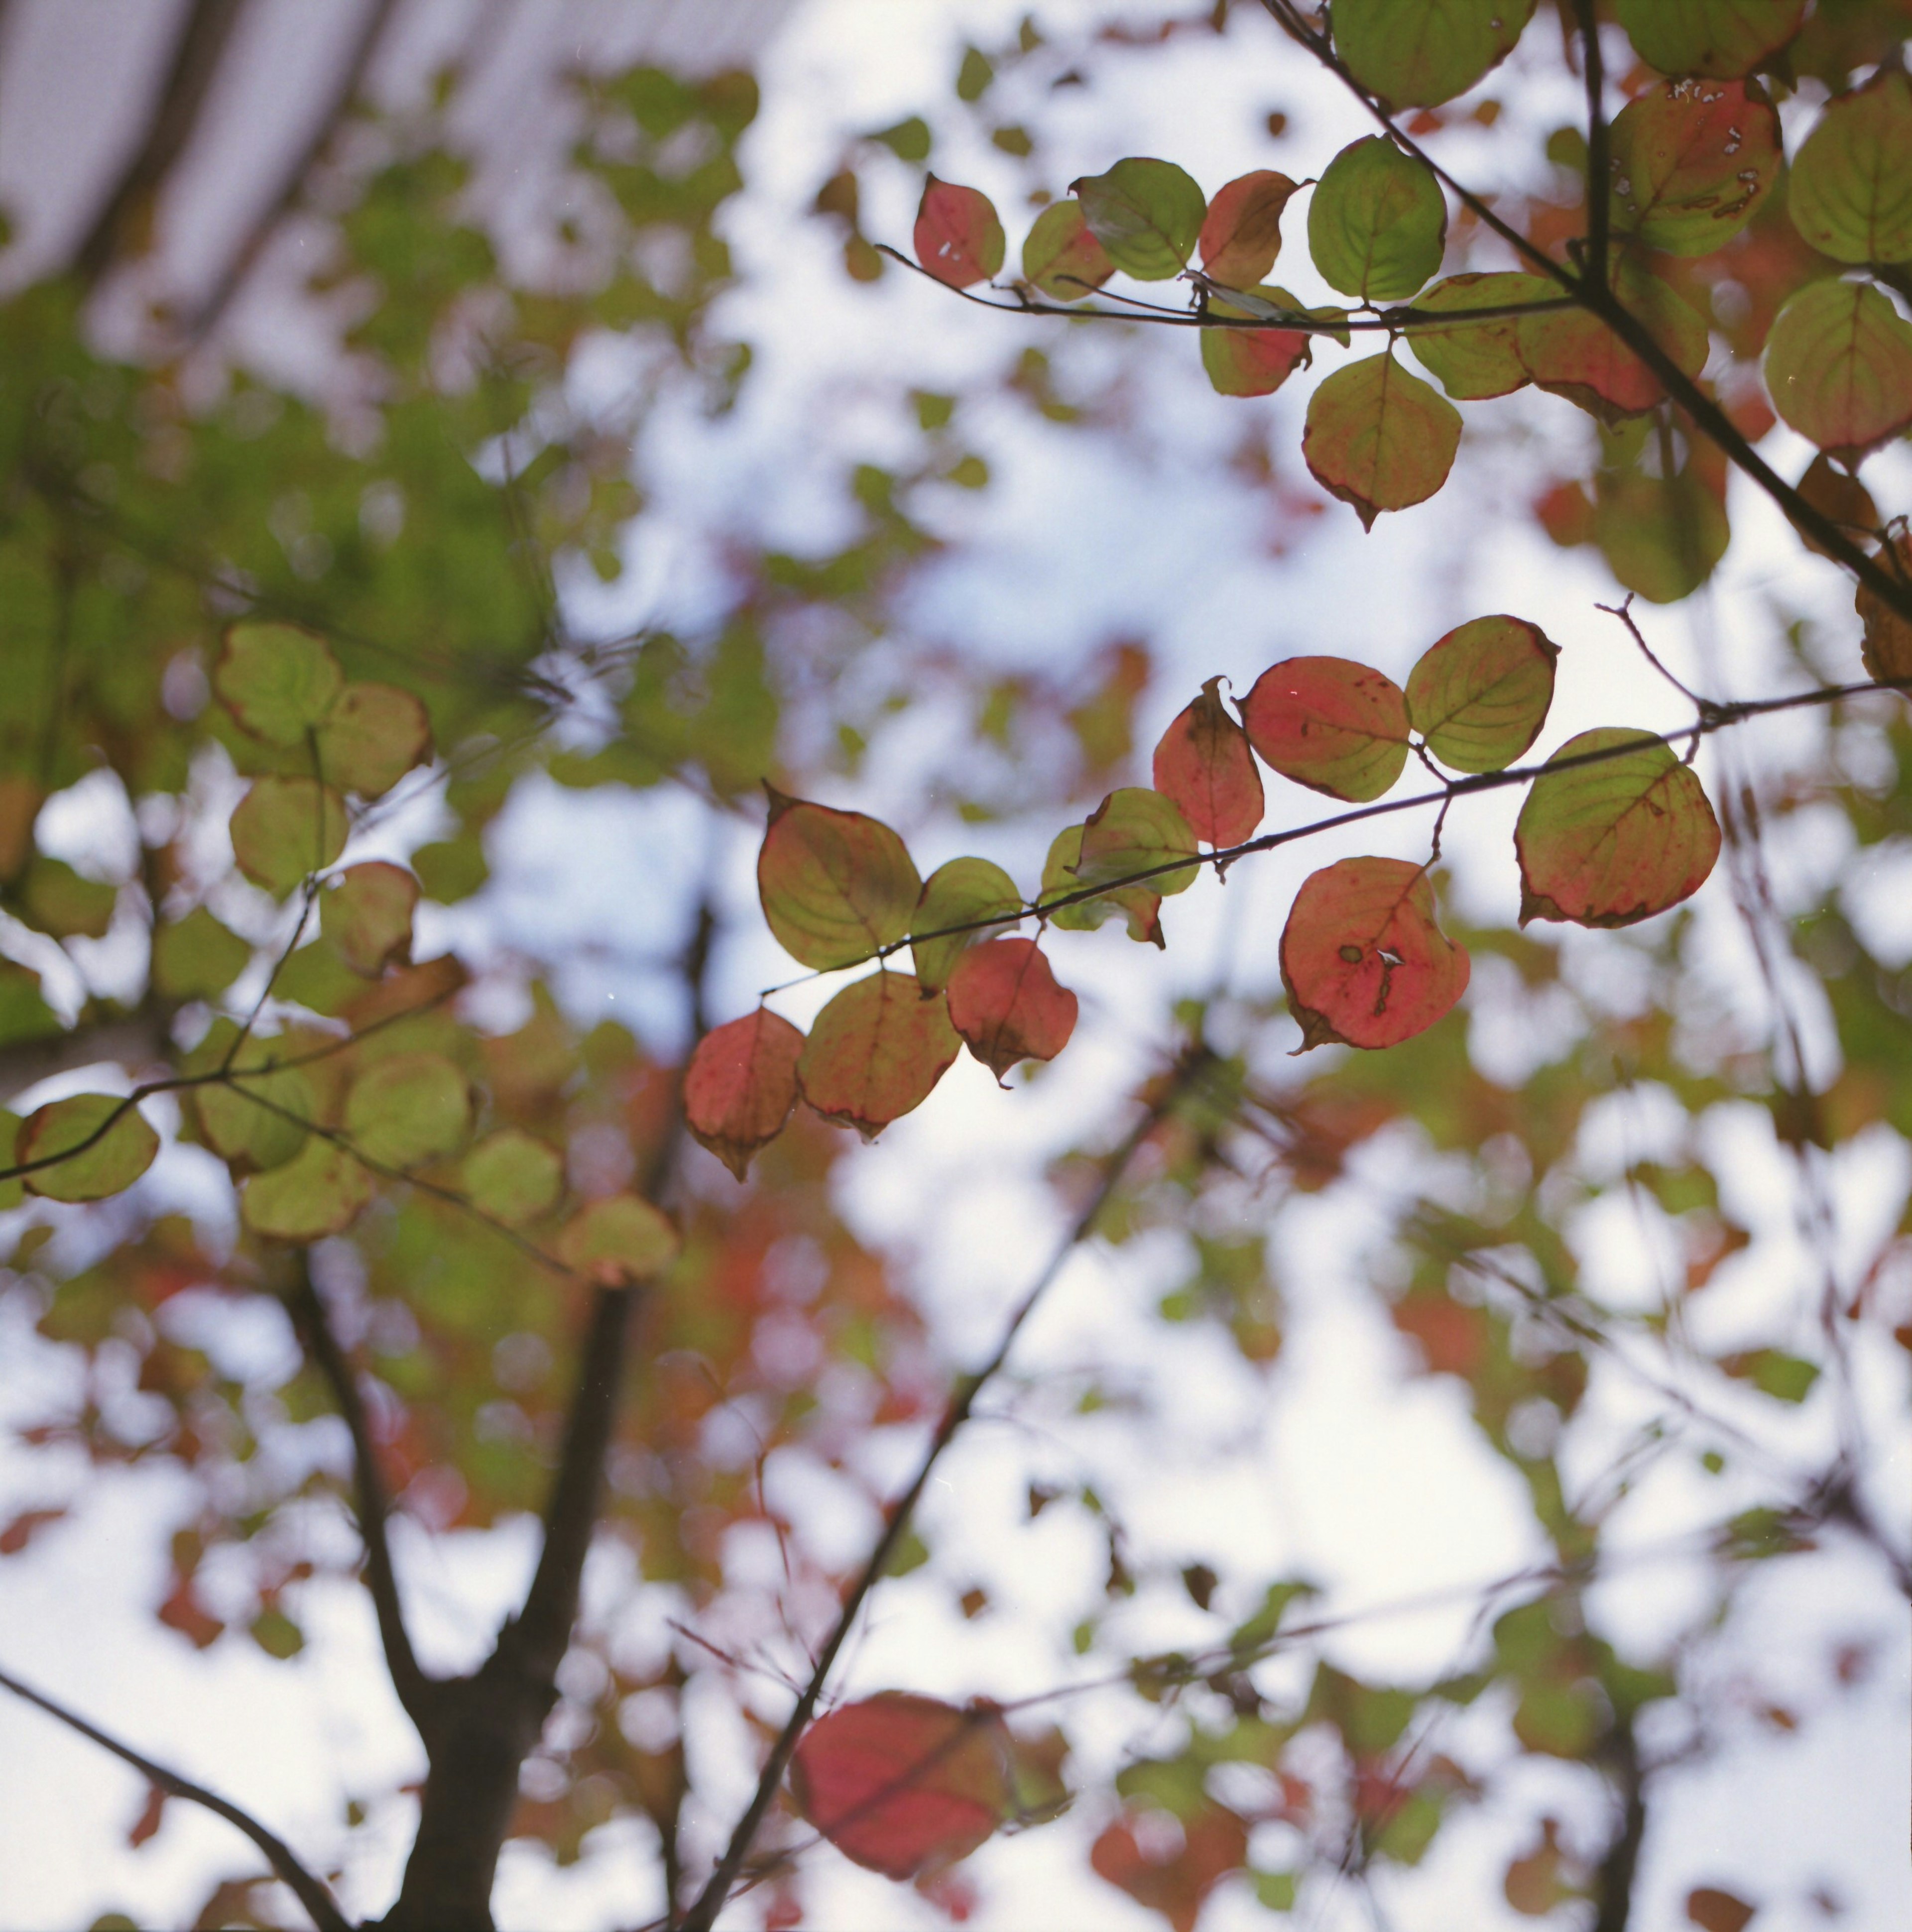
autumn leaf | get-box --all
[1020,200,1112,300]
[914,176,1005,288]
[1618,0,1807,78]
[1240,656,1410,802]
[1788,72,1912,265]
[1090,1804,1251,1932]
[1765,279,1912,466]
[911,857,1023,994]
[1307,137,1446,302]
[241,1138,371,1241]
[1406,616,1558,773]
[316,682,432,798]
[946,938,1078,1081]
[1404,272,1555,400]
[1071,158,1206,281]
[1606,80,1781,256]
[1686,1887,1757,1932]
[18,1095,160,1203]
[321,862,418,976]
[1302,352,1462,527]
[1197,171,1298,288]
[557,1195,680,1284]
[1199,288,1313,399]
[683,1008,805,1178]
[1042,824,1163,946]
[229,777,348,897]
[1516,265,1708,423]
[1152,678,1265,845]
[798,971,961,1137]
[1857,534,1912,682]
[214,621,342,746]
[1072,788,1200,908]
[1332,0,1536,108]
[758,789,922,971]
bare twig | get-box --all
[1572,0,1610,289]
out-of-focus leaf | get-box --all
[213,622,342,747]
[1857,534,1912,681]
[1090,1804,1250,1932]
[1240,657,1410,802]
[683,1009,805,1178]
[18,1095,158,1203]
[1020,200,1113,300]
[20,857,117,939]
[151,907,251,1001]
[557,1195,680,1284]
[461,1129,564,1226]
[320,862,419,977]
[1333,0,1536,107]
[316,683,431,798]
[798,971,960,1137]
[344,1051,471,1168]
[230,777,348,897]
[1303,351,1461,527]
[241,1139,370,1241]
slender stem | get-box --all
[1574,0,1610,289]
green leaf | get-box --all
[213,622,342,748]
[1020,201,1114,301]
[1041,825,1163,945]
[1765,278,1912,465]
[229,777,348,897]
[1302,352,1461,529]
[20,856,117,939]
[18,1094,159,1203]
[557,1194,680,1284]
[1332,0,1535,107]
[1197,170,1300,288]
[757,790,922,971]
[914,176,1006,289]
[320,862,418,977]
[1607,79,1781,256]
[797,971,961,1137]
[1594,465,1730,602]
[1407,616,1558,773]
[867,115,932,163]
[1515,729,1721,927]
[0,960,60,1050]
[683,1009,806,1179]
[151,907,252,1001]
[1720,1348,1820,1402]
[1617,0,1807,77]
[1228,1581,1316,1654]
[911,857,1023,994]
[241,1138,370,1241]
[1071,158,1206,281]
[315,682,432,798]
[1307,137,1446,303]
[461,1128,565,1225]
[1073,788,1200,899]
[0,1109,22,1210]
[1788,71,1912,264]
[1200,287,1314,398]
[1241,656,1410,801]
[344,1052,471,1168]
[193,1038,315,1174]
[1405,272,1556,400]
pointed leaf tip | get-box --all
[798,971,960,1137]
[1303,352,1460,527]
[1152,680,1265,845]
[947,938,1077,1081]
[758,795,922,971]
[684,1009,805,1178]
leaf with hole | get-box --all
[911,857,1023,995]
[1516,729,1721,926]
[321,862,418,977]
[1281,857,1469,1051]
[1303,352,1461,528]
[241,1138,371,1241]
[230,777,347,897]
[1020,200,1113,300]
[1789,72,1912,264]
[1200,287,1313,398]
[797,972,960,1138]
[1607,79,1781,255]
[214,622,342,747]
[1071,158,1206,281]
[684,1009,806,1179]
[17,1094,159,1203]
[758,789,922,971]
[1618,0,1807,77]
[1152,679,1264,845]
[1308,137,1446,303]
[1240,657,1410,802]
[946,938,1077,1081]
[557,1195,680,1284]
[344,1052,471,1168]
[1405,273,1556,400]
[1332,0,1536,107]
[1407,616,1558,773]
[461,1129,564,1225]
[1765,279,1912,465]
[316,683,432,798]
[914,176,1005,288]
[1197,171,1299,288]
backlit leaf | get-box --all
[1071,158,1206,281]
[316,682,432,798]
[1619,0,1807,77]
[1200,287,1313,398]
[240,1138,370,1241]
[1074,788,1200,898]
[1280,857,1469,1050]
[1332,0,1536,107]
[151,907,252,1001]
[946,938,1078,1080]
[230,777,348,897]
[1041,825,1163,946]
[1153,678,1265,845]
[1858,535,1912,682]
[1090,1805,1251,1932]
[1240,657,1411,802]
[683,1009,805,1179]
[1608,79,1781,255]
[1516,729,1721,926]
[912,857,1023,994]
[1516,263,1709,423]
[1308,137,1446,302]
[1407,616,1558,773]
[461,1128,564,1225]
[1793,452,1879,559]
[344,1051,471,1168]
[1405,272,1556,400]
[791,1693,1011,1880]
[1020,200,1113,300]
[1197,171,1299,288]
[1595,465,1730,602]
[1303,351,1462,528]
[1765,279,1912,465]
[1789,72,1912,264]
[797,971,960,1137]
[196,1055,315,1174]
[320,862,418,976]
[18,1094,159,1203]
[557,1194,680,1284]
[214,622,342,747]
[914,176,1005,288]
[758,790,922,971]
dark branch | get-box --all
[0,1661,354,1932]
[1591,1714,1647,1932]
[1573,0,1610,289]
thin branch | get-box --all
[1573,0,1610,289]
[678,1041,1213,1932]
[1597,597,1705,709]
[0,1662,353,1932]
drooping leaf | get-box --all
[914,175,1006,288]
[1199,288,1313,398]
[1307,137,1447,302]
[557,1195,680,1284]
[1516,263,1709,423]
[17,1094,159,1203]
[213,622,342,747]
[1332,0,1536,107]
[1152,678,1266,845]
[316,683,432,798]
[946,938,1078,1081]
[1618,0,1807,77]
[151,907,252,1001]
[911,857,1023,994]
[1302,351,1462,528]
[1240,657,1411,802]
[1788,72,1912,264]
[1197,171,1299,287]
[1404,272,1557,400]
[344,1052,471,1168]
[798,971,961,1137]
[320,862,419,977]
[1407,616,1558,773]
[791,1694,1012,1880]
[1041,825,1163,945]
[1595,465,1731,602]
[1856,535,1912,682]
[1765,278,1912,465]
[683,1009,806,1179]
[1280,857,1470,1051]
[240,1138,371,1241]
[229,777,348,897]
[1607,79,1781,255]
[1071,158,1206,281]
[461,1129,564,1226]
[1515,729,1721,926]
[1793,451,1879,559]
[1073,788,1200,899]
[1020,200,1114,300]
[757,790,922,971]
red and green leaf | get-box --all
[1516,264,1708,423]
[946,939,1078,1081]
[1618,0,1808,78]
[914,176,1006,288]
[1073,788,1200,898]
[757,790,922,971]
[1607,80,1781,256]
[1307,137,1447,302]
[1765,278,1912,465]
[316,683,432,798]
[1020,199,1114,300]
[1303,351,1462,528]
[1200,289,1313,398]
[1071,158,1206,281]
[1331,0,1536,108]
[797,972,961,1137]
[1197,171,1299,288]
[1041,825,1163,946]
[1406,616,1558,773]
[1091,1805,1252,1932]
[912,857,1023,994]
[1404,272,1556,401]
[1240,657,1411,802]
[1152,678,1265,845]
[1595,464,1730,603]
[683,1009,806,1179]
[18,1095,160,1203]
[1788,72,1912,265]
[214,622,343,747]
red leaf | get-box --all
[946,939,1078,1081]
[791,1693,1010,1879]
[684,1010,805,1179]
[1686,1887,1757,1932]
[1200,289,1314,398]
[1516,265,1708,425]
[1280,856,1469,1050]
[1089,1805,1250,1932]
[1302,350,1461,528]
[157,1576,224,1649]
[798,972,961,1138]
[128,1784,166,1850]
[1240,657,1410,802]
[1197,170,1299,287]
[1152,679,1266,845]
[758,788,922,971]
[914,176,1006,289]
[0,1507,65,1556]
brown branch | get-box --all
[1590,1713,1647,1932]
[1572,0,1610,289]
[0,1661,354,1932]
[69,0,249,288]
[678,1042,1214,1932]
